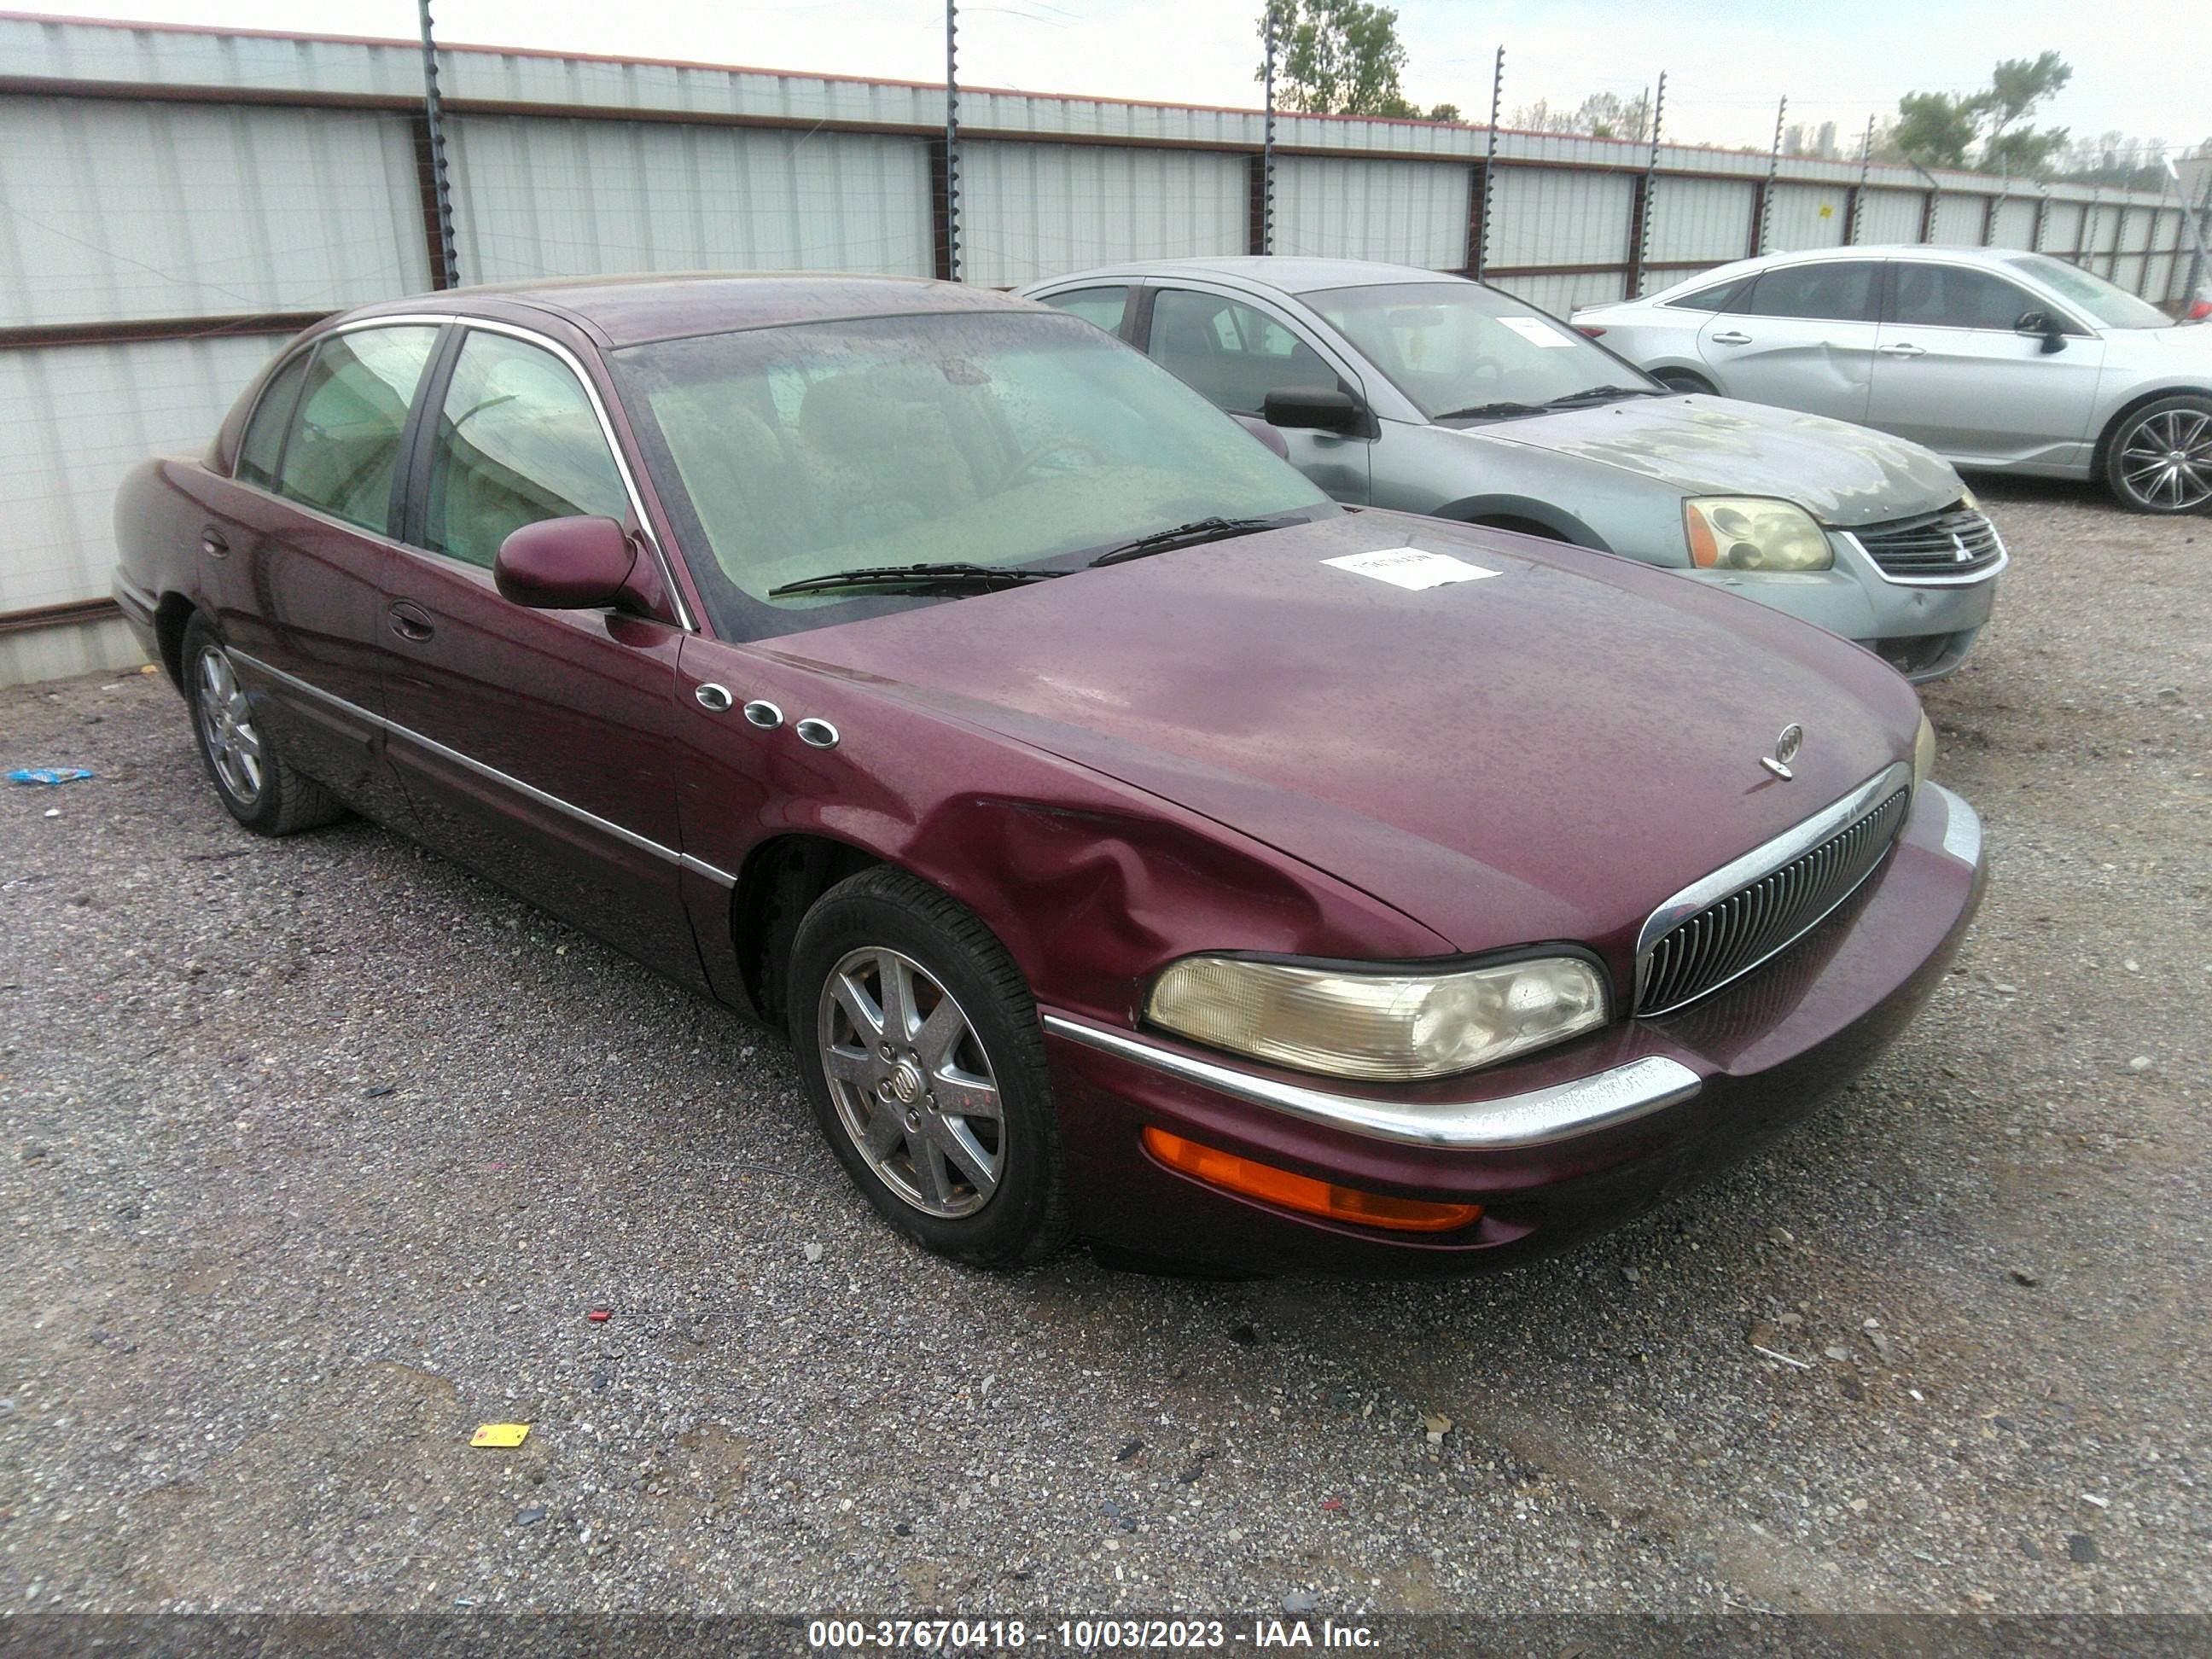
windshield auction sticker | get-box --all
[1495,315,1576,347]
[1323,548,1500,591]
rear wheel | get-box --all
[1653,369,1716,395]
[182,613,346,836]
[2104,395,2212,514]
[788,867,1070,1266]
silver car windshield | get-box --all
[614,311,1330,634]
[2000,253,2172,329]
[1304,282,1656,421]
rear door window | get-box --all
[1665,277,1750,311]
[1040,287,1131,335]
[276,326,440,535]
[1736,262,1881,323]
[236,351,310,489]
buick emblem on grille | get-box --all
[1761,723,1804,781]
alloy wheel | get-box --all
[817,946,1004,1220]
[2118,409,2212,511]
[195,645,265,805]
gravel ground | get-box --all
[1,480,2206,1624]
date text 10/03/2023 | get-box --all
[806,1618,1381,1650]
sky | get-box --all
[20,0,2212,158]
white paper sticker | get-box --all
[1496,316,1576,348]
[1322,548,1500,591]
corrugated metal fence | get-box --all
[0,12,2200,683]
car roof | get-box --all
[1027,256,1470,296]
[346,271,1048,347]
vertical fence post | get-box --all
[1260,10,1277,256]
[1625,71,1666,298]
[1752,95,1785,257]
[1472,46,1503,282]
[415,0,459,289]
[942,0,962,283]
[1845,117,1873,245]
[2186,160,2212,305]
[2032,185,2050,253]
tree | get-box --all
[1506,90,1650,143]
[1256,0,1409,118]
[1892,51,2072,175]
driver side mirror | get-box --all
[494,515,639,610]
[1261,386,1368,435]
[2016,310,2067,354]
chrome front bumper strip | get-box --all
[1041,1014,1701,1150]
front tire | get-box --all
[181,613,346,836]
[788,867,1071,1267]
[2104,395,2212,514]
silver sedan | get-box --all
[1022,257,2002,684]
[1574,245,2212,515]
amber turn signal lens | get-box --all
[1142,1127,1482,1235]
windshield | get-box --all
[614,311,1330,637]
[2001,253,2173,329]
[1303,281,1656,421]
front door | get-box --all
[1697,259,1884,424]
[1140,285,1373,503]
[1866,261,2107,466]
[377,323,703,987]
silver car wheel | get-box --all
[195,644,265,805]
[2117,409,2212,512]
[817,945,1004,1220]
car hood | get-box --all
[1460,395,1963,528]
[759,511,1922,971]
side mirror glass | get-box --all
[2016,310,2067,354]
[494,515,637,609]
[1260,386,1367,434]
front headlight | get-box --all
[1913,711,1936,790]
[1683,496,1834,573]
[1144,953,1610,1082]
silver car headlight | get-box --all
[1683,496,1834,573]
[1145,953,1610,1082]
[1913,711,1936,791]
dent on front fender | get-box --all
[896,793,1451,1027]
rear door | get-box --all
[1696,259,1883,422]
[376,319,705,987]
[1866,261,2107,464]
[207,322,442,809]
[1137,283,1373,503]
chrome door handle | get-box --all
[1880,342,1928,358]
[199,526,230,558]
[695,682,733,713]
[387,601,434,643]
[1708,330,1752,346]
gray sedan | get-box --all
[1573,245,2212,515]
[1022,257,2001,683]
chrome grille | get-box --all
[1637,787,1911,1016]
[1853,504,2005,581]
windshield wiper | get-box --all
[1431,400,1549,422]
[1087,516,1287,568]
[1543,384,1667,408]
[767,562,1064,598]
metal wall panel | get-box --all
[1649,178,1755,264]
[1764,183,1848,251]
[1488,167,1633,269]
[1272,157,1470,268]
[0,332,290,615]
[445,115,931,282]
[2043,201,2085,252]
[1856,189,1924,243]
[959,142,1245,287]
[1990,197,2040,250]
[0,615,146,686]
[1929,192,1987,245]
[0,95,426,325]
[1490,271,1627,318]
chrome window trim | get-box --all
[1634,761,1913,1010]
[228,648,734,888]
[1839,526,2010,589]
[221,311,697,633]
[1040,1013,1701,1150]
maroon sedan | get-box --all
[114,276,1985,1275]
